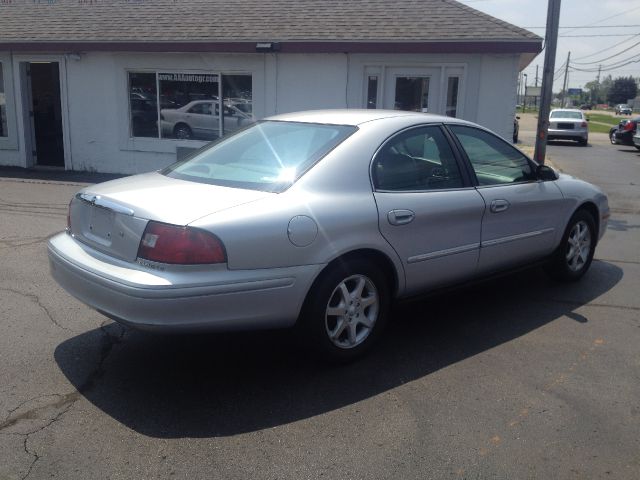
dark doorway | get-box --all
[29,62,65,167]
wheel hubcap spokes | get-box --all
[325,274,379,349]
[566,220,592,272]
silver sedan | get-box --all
[548,108,589,145]
[48,110,609,361]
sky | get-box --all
[457,0,640,91]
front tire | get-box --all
[298,258,390,362]
[546,209,596,282]
[173,123,193,140]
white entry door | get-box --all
[383,67,442,114]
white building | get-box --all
[0,0,541,174]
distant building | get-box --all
[0,0,541,174]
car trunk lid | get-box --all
[69,172,270,262]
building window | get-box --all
[0,63,7,137]
[394,77,430,112]
[222,75,253,135]
[127,71,252,141]
[129,72,158,138]
[446,77,460,117]
[366,76,378,109]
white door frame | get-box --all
[12,54,72,169]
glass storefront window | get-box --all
[129,72,158,138]
[394,77,429,112]
[222,74,253,135]
[159,72,220,140]
[0,63,7,137]
[127,71,253,141]
[446,77,460,117]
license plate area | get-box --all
[86,205,115,246]
[558,123,574,130]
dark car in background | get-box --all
[610,116,640,148]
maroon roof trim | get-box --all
[0,41,541,54]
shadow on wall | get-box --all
[54,261,622,439]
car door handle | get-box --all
[490,199,510,213]
[388,209,415,226]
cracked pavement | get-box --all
[0,142,639,480]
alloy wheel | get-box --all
[325,274,379,349]
[566,220,592,272]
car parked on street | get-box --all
[48,110,609,361]
[548,109,589,145]
[615,104,632,115]
[610,116,640,148]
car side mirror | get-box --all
[516,116,521,120]
[536,164,558,181]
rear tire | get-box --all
[609,130,617,144]
[297,258,390,362]
[546,209,596,282]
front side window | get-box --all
[162,121,356,192]
[127,72,252,140]
[0,63,7,137]
[373,126,464,191]
[449,125,533,186]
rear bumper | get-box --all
[548,128,588,141]
[48,232,322,331]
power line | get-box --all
[572,33,640,60]
[525,24,640,29]
[572,41,640,65]
[558,34,640,38]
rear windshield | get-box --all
[162,121,357,192]
[550,111,583,119]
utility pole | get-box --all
[535,65,539,87]
[534,0,562,165]
[561,51,571,107]
[595,64,602,104]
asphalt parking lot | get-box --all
[1,133,639,479]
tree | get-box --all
[607,76,638,105]
[584,79,600,104]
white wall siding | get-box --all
[475,54,520,141]
[0,50,524,174]
[275,54,349,114]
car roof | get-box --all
[551,108,582,112]
[266,109,460,126]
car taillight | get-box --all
[137,221,226,265]
[623,121,635,132]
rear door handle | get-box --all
[387,209,415,226]
[490,199,510,213]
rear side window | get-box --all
[449,125,534,186]
[163,121,356,192]
[373,126,464,191]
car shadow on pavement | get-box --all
[54,260,622,438]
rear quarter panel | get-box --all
[188,121,415,294]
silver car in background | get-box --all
[48,110,609,361]
[548,108,589,145]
